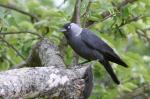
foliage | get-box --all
[0,0,150,98]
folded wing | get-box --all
[81,29,128,67]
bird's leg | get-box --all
[77,60,91,65]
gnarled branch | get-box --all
[0,38,93,98]
[0,66,92,98]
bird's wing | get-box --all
[81,29,114,54]
[81,29,128,67]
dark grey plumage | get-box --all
[59,23,128,84]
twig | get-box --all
[102,0,138,19]
[97,15,148,36]
[85,0,138,27]
[0,4,39,22]
[119,15,143,27]
[0,31,43,38]
[81,0,92,17]
[141,28,150,45]
[0,36,25,60]
[117,0,138,10]
[119,15,149,30]
[136,28,150,45]
[82,0,92,27]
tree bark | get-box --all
[0,38,93,99]
[0,66,91,98]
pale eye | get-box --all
[68,25,71,29]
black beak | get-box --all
[58,28,67,32]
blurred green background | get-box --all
[0,0,150,98]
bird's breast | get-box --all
[68,36,95,60]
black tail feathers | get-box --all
[99,60,120,84]
[107,53,128,68]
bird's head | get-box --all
[59,23,82,36]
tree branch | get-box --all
[81,0,92,17]
[82,0,92,28]
[0,31,43,38]
[0,36,25,60]
[0,38,93,98]
[0,66,92,98]
[11,38,65,69]
[71,0,81,25]
[0,4,39,22]
[85,0,138,27]
[118,15,144,27]
[136,28,150,46]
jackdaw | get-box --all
[59,23,128,84]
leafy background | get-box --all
[0,0,150,98]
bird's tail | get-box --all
[99,60,120,84]
[107,53,128,68]
[116,58,128,67]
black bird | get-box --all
[59,23,128,84]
